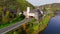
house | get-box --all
[23,7,43,21]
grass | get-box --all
[41,13,54,25]
[30,18,36,23]
[26,18,36,33]
[26,18,40,34]
[39,13,54,32]
[0,14,25,30]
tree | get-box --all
[0,6,3,24]
[13,31,18,34]
[1,0,34,23]
[42,7,46,12]
[2,10,10,23]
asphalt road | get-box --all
[0,18,32,34]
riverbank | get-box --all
[40,14,60,34]
[25,13,55,34]
[38,13,54,34]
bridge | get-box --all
[0,18,32,34]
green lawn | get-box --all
[41,13,54,25]
[38,13,54,32]
[0,14,25,30]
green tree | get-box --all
[0,6,3,24]
[13,31,18,34]
[42,7,46,12]
[2,10,10,23]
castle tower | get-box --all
[26,7,30,18]
[27,7,30,14]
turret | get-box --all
[26,7,30,18]
[27,7,30,15]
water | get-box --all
[41,15,60,34]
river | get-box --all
[40,15,60,34]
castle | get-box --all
[23,7,43,21]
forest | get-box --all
[0,0,34,29]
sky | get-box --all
[26,0,60,6]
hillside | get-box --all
[0,0,34,11]
[16,0,35,10]
[0,0,35,23]
[39,3,60,11]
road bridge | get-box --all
[0,18,32,34]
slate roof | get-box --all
[30,9,41,14]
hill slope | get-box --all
[0,0,35,11]
[0,0,35,23]
[16,0,35,10]
[39,3,60,11]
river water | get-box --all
[41,15,60,34]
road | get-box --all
[0,18,32,34]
